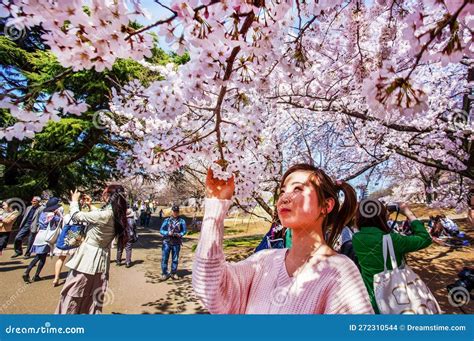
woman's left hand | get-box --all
[70,189,81,202]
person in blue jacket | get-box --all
[160,205,187,280]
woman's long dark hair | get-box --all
[104,184,128,238]
[280,164,358,249]
[355,199,391,233]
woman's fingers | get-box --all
[206,167,234,199]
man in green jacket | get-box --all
[352,202,432,313]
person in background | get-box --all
[23,198,63,283]
[255,218,292,252]
[352,201,432,313]
[139,202,146,226]
[400,218,412,235]
[0,199,21,255]
[427,216,435,229]
[338,225,359,268]
[387,219,399,232]
[51,194,94,287]
[144,204,152,227]
[429,216,448,245]
[116,208,137,268]
[56,185,127,314]
[52,211,77,287]
[439,214,459,236]
[160,205,187,280]
[12,196,43,259]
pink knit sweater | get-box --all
[192,198,374,314]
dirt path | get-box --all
[0,224,206,314]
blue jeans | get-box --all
[161,243,181,275]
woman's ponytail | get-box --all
[326,181,357,247]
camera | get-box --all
[447,267,474,303]
[387,204,399,213]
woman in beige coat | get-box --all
[0,199,21,255]
[55,184,128,314]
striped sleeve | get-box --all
[192,198,259,314]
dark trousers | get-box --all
[116,237,133,265]
[25,253,47,277]
[13,225,35,255]
[161,243,180,275]
[0,232,11,251]
[144,214,151,227]
[25,232,37,255]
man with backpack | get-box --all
[159,205,187,280]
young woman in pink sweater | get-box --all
[192,164,374,314]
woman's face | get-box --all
[277,170,331,230]
[2,202,8,211]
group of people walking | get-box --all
[0,196,72,284]
[1,185,190,314]
[0,185,142,313]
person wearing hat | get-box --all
[159,205,187,280]
[23,197,63,283]
[116,208,138,268]
[12,196,44,258]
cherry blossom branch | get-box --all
[234,198,272,222]
[213,11,256,164]
[388,144,473,180]
[288,112,314,164]
[342,155,390,181]
[405,0,470,80]
[277,98,432,133]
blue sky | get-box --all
[138,0,174,49]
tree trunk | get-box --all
[3,140,20,186]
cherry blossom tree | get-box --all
[1,0,472,209]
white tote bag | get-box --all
[45,218,62,246]
[33,218,61,247]
[373,234,441,314]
